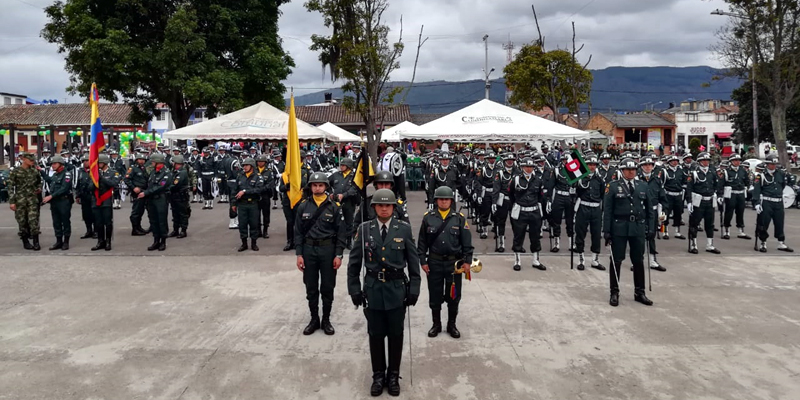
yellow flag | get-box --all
[353,150,375,190]
[283,95,303,208]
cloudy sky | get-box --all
[1,0,731,102]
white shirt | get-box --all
[379,217,393,233]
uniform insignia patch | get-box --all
[464,221,470,230]
[174,179,179,184]
[394,238,403,242]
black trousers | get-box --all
[79,196,95,231]
[609,235,646,294]
[393,175,406,201]
[365,307,405,338]
[146,196,169,239]
[689,201,715,239]
[50,198,72,237]
[549,194,574,238]
[757,201,785,241]
[92,206,113,240]
[723,193,746,228]
[170,194,191,230]
[574,205,601,254]
[477,193,492,227]
[664,193,684,227]
[341,202,356,238]
[257,196,270,231]
[237,202,259,239]
[510,210,542,253]
[112,188,121,201]
[427,261,461,310]
[130,197,146,227]
[201,177,214,200]
[302,243,337,314]
[494,200,510,236]
[283,204,295,244]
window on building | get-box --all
[3,97,10,105]
[156,111,166,121]
[686,114,698,122]
[716,114,729,122]
[14,98,23,104]
[194,110,204,120]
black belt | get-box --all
[366,268,406,282]
[615,215,641,222]
[308,237,334,246]
[428,253,461,261]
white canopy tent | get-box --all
[317,122,362,143]
[400,99,592,142]
[162,101,336,141]
[381,121,418,142]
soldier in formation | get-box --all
[124,153,150,235]
[753,155,794,252]
[574,155,606,271]
[168,155,192,239]
[719,154,751,240]
[8,152,43,250]
[354,170,410,225]
[139,154,172,251]
[41,155,74,250]
[685,152,721,254]
[232,158,265,251]
[508,158,547,271]
[255,154,275,238]
[491,153,517,252]
[92,154,121,251]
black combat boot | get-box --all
[386,370,401,397]
[132,224,147,236]
[158,237,166,251]
[609,292,619,307]
[81,224,94,239]
[168,227,179,237]
[250,238,259,252]
[368,335,386,396]
[238,239,248,252]
[21,234,33,250]
[303,314,321,335]
[62,236,70,250]
[387,335,404,396]
[634,290,653,306]
[32,235,41,251]
[147,237,160,251]
[91,226,105,251]
[263,226,269,239]
[105,226,113,251]
[427,309,442,337]
[446,307,461,338]
[177,228,187,238]
[283,240,293,251]
[321,305,334,335]
[49,236,63,250]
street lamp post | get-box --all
[711,9,759,151]
[482,34,495,100]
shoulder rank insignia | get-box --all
[397,199,403,205]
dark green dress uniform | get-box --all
[491,162,518,252]
[574,170,606,270]
[471,159,495,238]
[508,168,546,270]
[752,165,793,251]
[328,168,360,242]
[719,162,750,237]
[354,196,410,225]
[602,175,655,305]
[76,165,96,238]
[280,165,310,251]
[348,210,421,396]
[232,168,266,247]
[143,164,172,250]
[662,163,687,238]
[638,168,668,268]
[597,160,618,184]
[545,161,576,250]
[92,164,121,251]
[294,194,347,333]
[417,208,474,337]
[43,163,74,249]
[123,160,149,234]
[256,162,275,238]
[426,164,461,210]
[685,161,720,252]
[168,162,192,238]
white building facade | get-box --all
[149,103,208,134]
[669,99,738,155]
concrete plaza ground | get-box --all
[1,190,799,399]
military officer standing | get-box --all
[109,150,125,209]
[574,155,606,271]
[491,153,518,252]
[719,154,751,240]
[138,154,171,251]
[76,154,97,239]
[638,156,668,271]
[280,158,310,251]
[168,155,192,239]
[271,149,284,209]
[255,154,275,238]
[685,152,722,254]
[426,152,461,211]
[508,158,547,271]
[42,155,74,250]
[197,147,217,209]
[603,158,656,307]
[348,188,421,396]
[295,172,347,335]
[8,152,43,250]
[354,171,410,225]
[471,149,495,239]
[232,158,265,252]
[328,158,359,247]
[92,154,121,251]
[124,153,150,235]
[662,155,687,240]
[546,154,576,252]
[753,156,794,252]
[597,152,618,184]
[418,186,474,339]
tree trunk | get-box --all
[366,114,380,169]
[770,104,790,169]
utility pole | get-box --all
[482,35,494,100]
[502,34,515,105]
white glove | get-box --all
[687,203,694,214]
[659,212,667,222]
[546,202,552,214]
[491,204,497,214]
[717,197,724,206]
[755,204,763,214]
[477,196,483,205]
[428,203,435,212]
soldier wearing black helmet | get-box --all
[719,154,751,240]
[685,152,721,254]
[603,158,656,307]
[545,152,577,252]
[662,155,688,240]
[137,153,172,251]
[492,152,519,252]
[417,186,474,339]
[574,155,607,271]
[508,157,547,271]
[109,150,125,209]
[348,188,421,397]
[597,152,618,184]
[271,149,284,209]
[295,172,347,336]
[354,170,410,225]
[124,152,150,235]
[231,157,265,251]
[470,149,495,239]
[638,156,668,271]
[255,154,275,238]
[197,146,217,210]
[753,155,794,252]
[92,154,121,251]
[215,144,233,204]
[328,157,360,247]
[426,152,461,211]
[167,155,192,239]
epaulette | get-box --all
[335,202,341,207]
[397,220,410,227]
[397,199,404,205]
[423,211,429,216]
[459,212,465,217]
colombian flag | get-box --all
[283,94,303,209]
[89,83,111,205]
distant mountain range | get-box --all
[290,66,744,115]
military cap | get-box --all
[42,148,51,153]
[50,155,65,165]
[81,154,90,162]
[271,149,281,157]
[232,145,243,153]
[682,153,693,160]
[619,158,638,170]
[256,154,268,163]
[728,154,742,161]
[150,153,166,163]
[135,153,147,161]
[242,157,257,167]
[340,158,355,168]
[640,156,655,165]
[434,186,454,199]
[308,172,329,185]
[503,153,516,161]
[372,188,397,205]
[765,155,778,164]
[439,152,453,160]
[586,155,599,164]
[600,152,611,159]
[374,170,394,184]
[520,157,535,167]
[474,149,485,156]
[300,150,307,158]
[109,150,118,155]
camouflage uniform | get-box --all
[8,154,43,245]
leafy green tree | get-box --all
[689,137,703,158]
[42,0,294,127]
[503,42,592,124]
[731,79,800,145]
[304,0,404,163]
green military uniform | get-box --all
[256,156,275,238]
[8,153,43,250]
[232,158,265,251]
[92,156,121,251]
[685,152,721,254]
[280,163,310,251]
[76,156,97,239]
[142,155,172,251]
[295,172,347,335]
[602,158,656,307]
[43,155,74,250]
[752,158,794,252]
[417,187,474,338]
[710,151,722,167]
[123,154,150,235]
[574,156,606,271]
[347,189,421,396]
[328,159,360,245]
[168,156,192,239]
